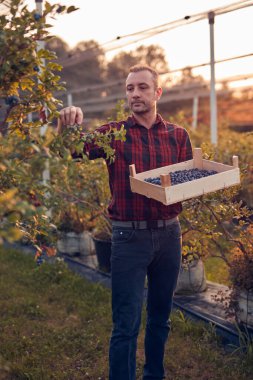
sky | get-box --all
[25,0,253,87]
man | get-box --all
[58,65,193,380]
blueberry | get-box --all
[145,168,218,187]
[34,13,41,21]
[5,96,20,106]
[56,5,64,13]
[11,64,19,71]
[33,65,40,72]
[36,257,44,266]
[19,59,28,66]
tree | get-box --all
[45,36,70,60]
[107,51,137,81]
[56,39,107,110]
[178,66,205,85]
[65,40,106,88]
[134,45,169,73]
[107,44,169,81]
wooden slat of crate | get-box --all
[131,159,194,181]
[129,176,167,204]
[129,148,240,205]
[202,159,236,172]
[164,167,240,204]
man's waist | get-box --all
[111,217,178,230]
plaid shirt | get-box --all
[84,114,193,221]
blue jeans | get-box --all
[109,220,182,380]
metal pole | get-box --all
[208,11,218,145]
[35,0,43,15]
[192,96,199,130]
[35,1,51,216]
[67,93,73,107]
[35,0,47,136]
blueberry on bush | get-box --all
[5,96,20,106]
[19,59,29,67]
[11,64,19,71]
[56,5,64,13]
[36,256,44,266]
[34,13,41,21]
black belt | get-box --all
[112,217,178,230]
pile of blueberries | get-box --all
[144,168,218,186]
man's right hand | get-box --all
[57,106,83,133]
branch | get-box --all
[210,237,230,265]
[200,198,248,255]
[53,188,109,226]
[200,198,233,240]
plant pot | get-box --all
[57,231,94,257]
[236,290,253,328]
[175,259,207,294]
[92,236,111,273]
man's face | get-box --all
[125,70,162,115]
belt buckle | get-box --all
[147,220,158,229]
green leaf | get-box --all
[45,1,52,14]
[67,6,79,13]
[46,62,62,72]
[37,49,57,60]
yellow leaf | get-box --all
[8,227,24,240]
[0,189,18,203]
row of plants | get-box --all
[171,113,253,327]
[0,0,125,253]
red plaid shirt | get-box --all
[84,114,193,221]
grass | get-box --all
[204,256,230,285]
[0,247,252,380]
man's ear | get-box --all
[156,87,163,101]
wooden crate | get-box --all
[129,148,240,205]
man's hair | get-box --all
[128,64,160,88]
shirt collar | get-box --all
[126,114,166,129]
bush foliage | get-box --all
[0,0,125,258]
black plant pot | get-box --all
[92,237,112,273]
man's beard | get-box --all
[130,101,149,114]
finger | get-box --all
[60,107,73,125]
[59,108,67,126]
[76,107,83,125]
[69,106,77,126]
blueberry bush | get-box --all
[0,0,126,260]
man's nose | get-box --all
[132,88,140,97]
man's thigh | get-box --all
[146,223,182,319]
[111,227,153,327]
